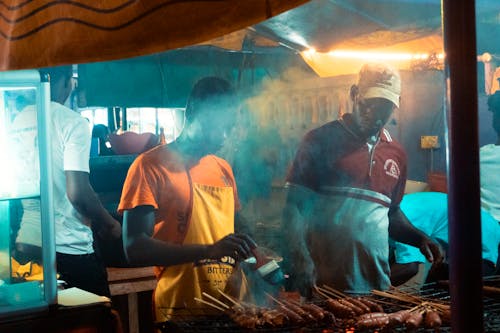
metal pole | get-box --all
[442,0,484,331]
[38,74,57,306]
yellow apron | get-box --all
[154,182,237,322]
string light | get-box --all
[327,50,444,61]
[302,49,445,61]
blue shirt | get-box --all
[394,192,500,265]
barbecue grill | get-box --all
[156,279,500,333]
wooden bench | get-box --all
[107,267,157,333]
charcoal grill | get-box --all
[156,280,500,333]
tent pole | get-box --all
[442,0,484,331]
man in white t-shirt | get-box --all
[480,91,500,223]
[12,66,121,297]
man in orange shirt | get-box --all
[118,77,255,322]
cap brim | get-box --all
[361,87,400,108]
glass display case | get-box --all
[0,70,56,318]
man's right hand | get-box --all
[207,233,257,261]
[418,236,444,266]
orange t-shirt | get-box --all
[118,145,240,247]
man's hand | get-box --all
[207,233,257,261]
[98,219,122,240]
[419,237,444,266]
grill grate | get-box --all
[156,280,500,333]
[157,317,323,333]
[482,277,500,333]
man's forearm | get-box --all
[125,235,209,267]
[71,189,118,227]
[66,171,119,228]
[388,207,428,247]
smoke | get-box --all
[218,66,352,263]
[220,66,352,208]
[220,67,322,206]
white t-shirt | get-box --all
[480,144,500,222]
[12,102,94,255]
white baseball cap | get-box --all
[357,63,401,108]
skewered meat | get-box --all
[440,308,451,323]
[357,297,385,312]
[325,299,356,318]
[387,309,412,326]
[229,312,259,329]
[281,300,316,322]
[322,310,336,324]
[355,312,390,329]
[405,311,424,329]
[299,303,327,321]
[337,298,365,315]
[261,309,288,326]
[278,305,304,324]
[424,310,442,328]
[221,300,294,329]
[357,312,389,320]
[345,297,371,314]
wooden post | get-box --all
[442,0,484,331]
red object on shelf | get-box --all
[427,172,448,193]
[108,132,159,155]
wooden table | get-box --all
[107,267,157,333]
[0,303,121,333]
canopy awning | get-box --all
[3,0,500,74]
[0,0,309,70]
